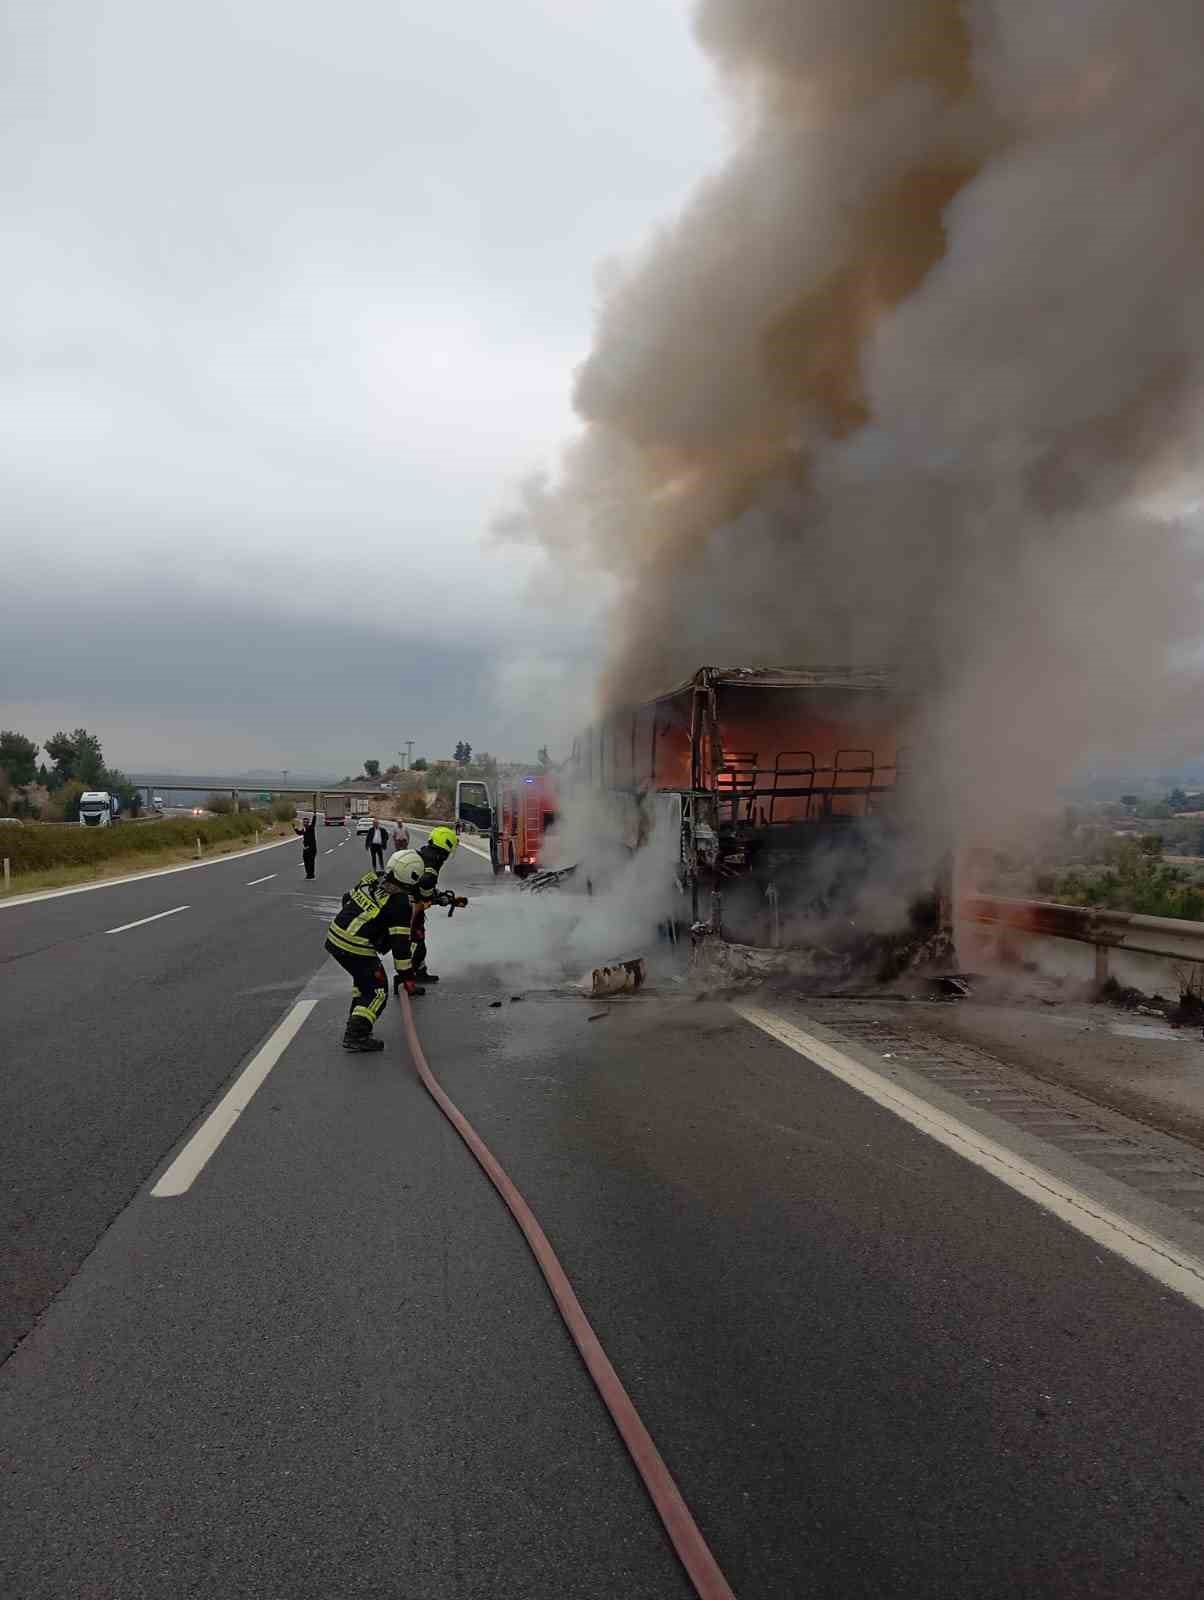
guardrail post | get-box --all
[195,836,202,859]
[3,857,9,894]
[1093,943,1110,994]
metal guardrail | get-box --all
[964,895,1204,986]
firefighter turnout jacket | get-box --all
[325,871,448,976]
[325,872,416,966]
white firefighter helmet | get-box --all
[384,849,425,890]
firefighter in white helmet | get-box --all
[325,850,456,1052]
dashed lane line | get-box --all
[106,905,189,935]
[246,874,277,886]
[152,1000,317,1197]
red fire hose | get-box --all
[397,991,736,1600]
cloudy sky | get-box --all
[1,0,724,773]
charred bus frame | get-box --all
[569,665,948,959]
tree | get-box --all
[1120,794,1139,810]
[454,742,472,767]
[411,756,428,771]
[1167,788,1190,811]
[105,768,141,816]
[0,731,39,787]
[537,745,551,769]
[364,759,381,779]
[44,728,104,787]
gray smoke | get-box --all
[501,0,1204,835]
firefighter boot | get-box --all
[413,968,439,983]
[403,978,426,998]
[342,1016,384,1053]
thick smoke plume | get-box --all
[504,0,1204,831]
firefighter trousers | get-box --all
[410,905,427,974]
[326,942,388,1028]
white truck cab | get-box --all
[79,791,118,827]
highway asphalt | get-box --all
[3,834,1204,1596]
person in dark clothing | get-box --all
[365,819,389,871]
[392,825,460,992]
[295,812,318,879]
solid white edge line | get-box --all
[152,999,317,1197]
[246,874,277,886]
[733,1001,1204,1315]
[0,832,298,911]
[106,905,189,935]
[406,821,491,861]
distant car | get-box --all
[356,816,374,835]
[0,817,21,826]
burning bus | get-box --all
[564,665,953,979]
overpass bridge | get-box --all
[128,776,395,814]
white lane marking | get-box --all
[407,821,490,861]
[0,833,297,911]
[152,999,317,1197]
[325,848,334,854]
[246,874,277,886]
[734,1002,1204,1315]
[106,905,189,935]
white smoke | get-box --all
[499,0,1204,843]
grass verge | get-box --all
[0,822,297,899]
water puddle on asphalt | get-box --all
[1108,1021,1184,1042]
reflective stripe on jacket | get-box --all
[326,872,394,957]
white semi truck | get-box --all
[79,791,120,827]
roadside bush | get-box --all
[206,793,235,815]
[1056,837,1204,922]
[270,799,297,822]
[47,781,85,823]
[0,812,264,875]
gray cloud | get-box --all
[1,0,720,765]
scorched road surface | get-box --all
[3,842,1204,1596]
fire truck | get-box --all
[456,775,558,878]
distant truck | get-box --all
[79,791,120,827]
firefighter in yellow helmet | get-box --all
[391,825,463,994]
